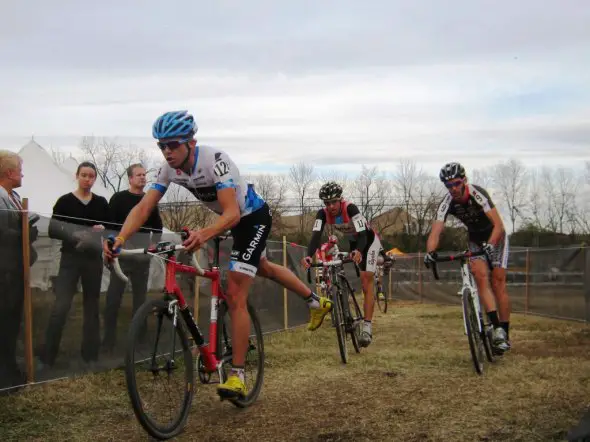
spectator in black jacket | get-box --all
[38,161,110,369]
[0,150,38,390]
[102,163,163,352]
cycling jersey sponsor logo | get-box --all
[192,186,217,202]
[368,249,376,266]
[230,249,240,259]
[230,261,257,277]
[242,224,266,261]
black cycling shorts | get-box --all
[229,203,272,277]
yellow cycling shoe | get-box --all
[217,374,246,400]
[307,297,333,331]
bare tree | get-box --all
[391,159,445,248]
[411,174,446,236]
[525,168,546,229]
[392,159,422,235]
[78,136,156,193]
[248,174,289,233]
[288,162,316,234]
[492,159,529,233]
[318,169,351,197]
[351,165,391,224]
[158,184,216,232]
[537,167,577,234]
[471,168,494,189]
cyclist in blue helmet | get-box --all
[104,110,334,400]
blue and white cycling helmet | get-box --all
[152,110,198,140]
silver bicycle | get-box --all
[426,249,496,374]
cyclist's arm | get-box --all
[347,203,368,251]
[484,208,505,246]
[426,220,444,252]
[427,194,452,252]
[118,189,163,243]
[200,187,240,241]
[471,184,505,246]
[306,209,326,257]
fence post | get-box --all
[525,248,530,316]
[585,246,590,323]
[388,266,392,301]
[417,251,423,303]
[283,236,288,330]
[21,198,34,384]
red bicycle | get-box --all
[107,230,264,440]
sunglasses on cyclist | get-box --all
[323,199,340,206]
[157,138,191,151]
[445,179,464,189]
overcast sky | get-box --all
[1,0,589,177]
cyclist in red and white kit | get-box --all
[301,182,383,347]
[316,235,340,263]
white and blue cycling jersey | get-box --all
[150,145,266,217]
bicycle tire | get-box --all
[461,288,485,375]
[376,282,388,314]
[125,299,194,440]
[216,300,265,408]
[482,322,496,363]
[330,286,348,364]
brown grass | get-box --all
[2,303,590,442]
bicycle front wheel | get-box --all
[125,299,194,440]
[330,286,348,364]
[462,289,485,375]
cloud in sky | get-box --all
[1,0,589,177]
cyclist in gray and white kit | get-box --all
[425,162,511,354]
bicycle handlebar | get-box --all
[106,231,206,284]
[426,249,491,280]
[305,253,360,284]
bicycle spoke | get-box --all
[125,299,194,440]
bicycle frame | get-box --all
[428,250,490,334]
[109,234,232,376]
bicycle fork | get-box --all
[460,264,483,336]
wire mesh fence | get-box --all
[389,246,589,322]
[1,205,589,393]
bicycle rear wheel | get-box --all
[375,282,388,313]
[461,288,485,375]
[482,322,496,363]
[125,299,194,440]
[216,300,265,408]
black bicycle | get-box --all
[307,252,363,364]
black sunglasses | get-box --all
[445,180,464,189]
[157,138,191,151]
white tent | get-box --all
[17,139,113,217]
